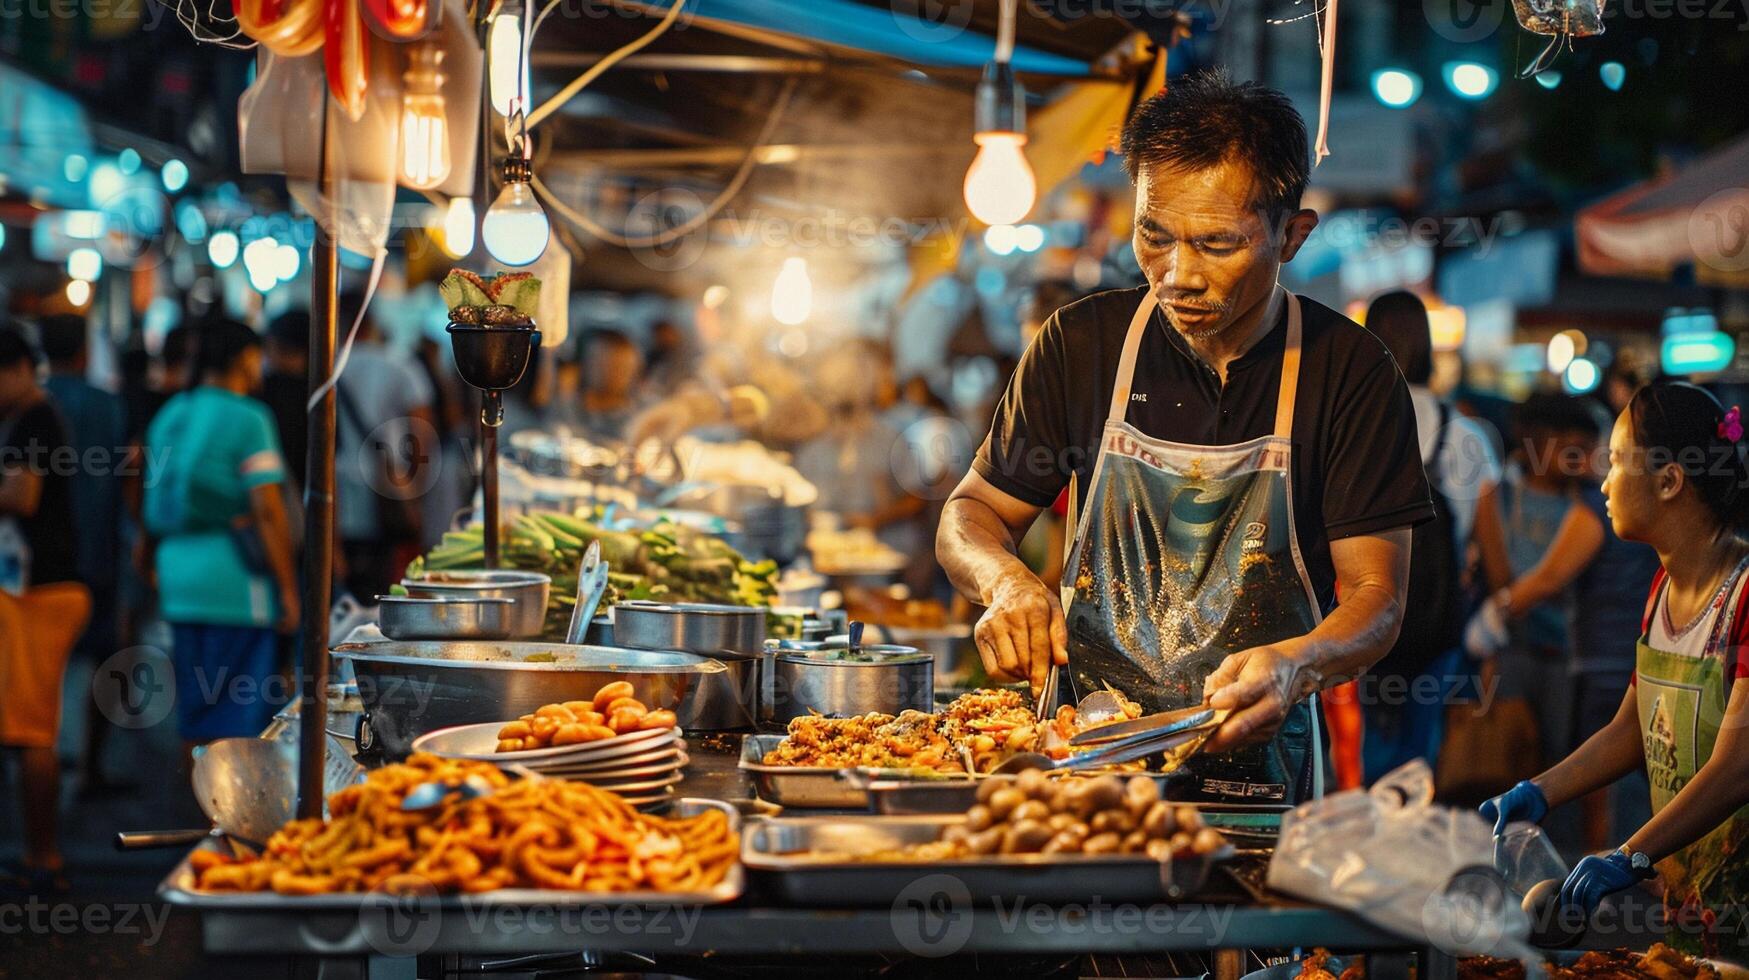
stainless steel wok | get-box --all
[332,640,734,761]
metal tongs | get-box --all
[1069,699,1220,748]
[563,540,609,644]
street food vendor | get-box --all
[936,71,1433,803]
[1482,382,1749,955]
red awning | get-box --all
[1575,133,1749,287]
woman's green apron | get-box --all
[1059,285,1325,804]
[1636,568,1749,955]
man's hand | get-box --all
[1201,643,1320,753]
[973,569,1068,695]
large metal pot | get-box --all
[332,640,732,760]
[400,570,551,639]
[766,641,933,727]
[613,601,766,656]
[614,601,766,729]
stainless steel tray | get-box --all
[159,798,743,909]
[738,734,870,809]
[853,769,1198,816]
[742,814,1229,906]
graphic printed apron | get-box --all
[1061,286,1325,803]
[1636,566,1749,956]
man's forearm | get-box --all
[1282,581,1403,691]
[937,496,1033,604]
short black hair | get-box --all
[268,310,311,351]
[161,325,195,367]
[0,322,38,370]
[193,319,263,381]
[1120,70,1310,222]
[1366,291,1433,385]
[1516,393,1598,438]
[37,314,89,365]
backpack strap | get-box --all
[1641,567,1669,636]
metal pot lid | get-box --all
[401,570,552,588]
[331,641,726,672]
[615,600,765,617]
[774,644,929,666]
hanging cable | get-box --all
[525,0,687,129]
[994,0,1016,64]
[531,76,797,248]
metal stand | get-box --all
[296,108,339,820]
[481,390,501,568]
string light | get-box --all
[398,43,452,190]
[481,150,548,267]
[964,0,1035,226]
[770,257,811,325]
[441,196,476,257]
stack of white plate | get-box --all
[410,723,688,808]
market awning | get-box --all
[1575,133,1749,288]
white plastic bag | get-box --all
[1267,760,1539,962]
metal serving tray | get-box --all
[159,798,744,909]
[738,734,872,808]
[742,814,1230,906]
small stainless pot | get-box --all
[767,642,932,726]
[614,601,766,656]
[376,595,516,641]
[400,570,551,639]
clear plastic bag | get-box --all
[1495,821,1569,897]
[1267,760,1539,961]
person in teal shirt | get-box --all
[145,320,299,743]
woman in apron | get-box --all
[1481,382,1749,955]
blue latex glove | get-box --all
[1560,851,1641,915]
[1478,780,1549,837]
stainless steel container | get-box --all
[400,570,551,639]
[376,595,516,641]
[332,640,734,759]
[613,601,766,656]
[767,642,932,726]
[875,624,977,692]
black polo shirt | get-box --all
[972,284,1433,610]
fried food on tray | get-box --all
[1291,948,1365,980]
[495,682,678,752]
[188,755,736,895]
[760,688,1146,774]
[851,773,1229,862]
[1458,945,1721,980]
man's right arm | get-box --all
[937,471,1066,693]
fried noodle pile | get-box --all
[189,754,737,895]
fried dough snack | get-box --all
[188,754,735,896]
[496,682,678,752]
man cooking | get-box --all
[937,72,1433,803]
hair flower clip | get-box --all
[1719,406,1743,443]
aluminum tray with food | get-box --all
[744,819,1228,906]
[162,798,742,909]
[162,755,742,908]
[743,773,1232,906]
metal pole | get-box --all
[481,391,501,568]
[297,110,339,819]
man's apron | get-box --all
[1060,286,1325,804]
[1636,563,1749,955]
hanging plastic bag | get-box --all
[1512,0,1605,77]
[1268,759,1540,962]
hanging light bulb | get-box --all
[442,196,476,257]
[481,150,548,267]
[963,0,1036,226]
[398,43,452,190]
[487,3,528,117]
[770,256,812,326]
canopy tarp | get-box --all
[1575,133,1749,288]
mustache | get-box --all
[1157,295,1233,314]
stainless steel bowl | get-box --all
[767,642,932,726]
[614,601,766,656]
[400,570,551,639]
[376,595,516,641]
[333,640,735,759]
